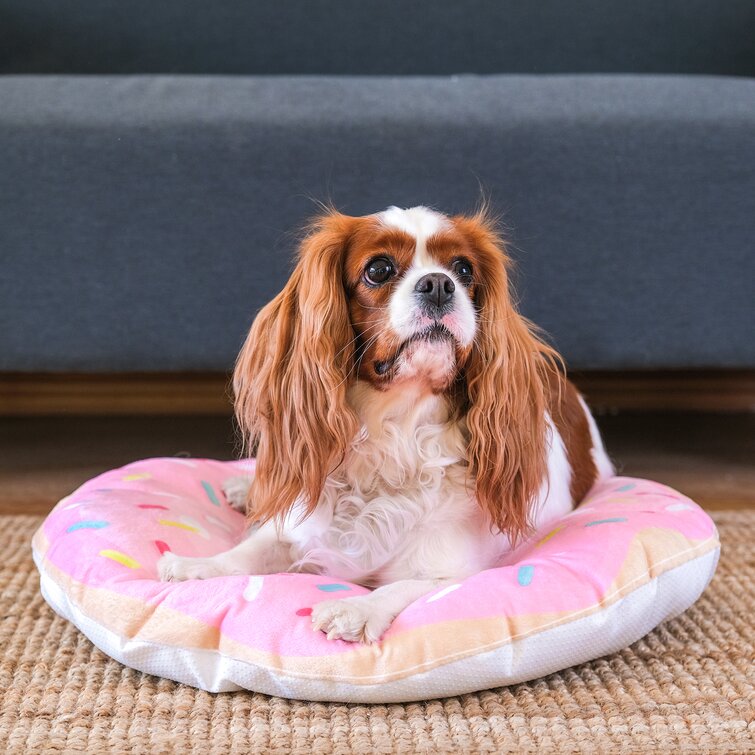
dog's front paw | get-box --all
[310,598,393,644]
[157,552,226,582]
[221,475,253,513]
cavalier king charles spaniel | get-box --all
[158,205,614,643]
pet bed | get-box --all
[32,458,719,703]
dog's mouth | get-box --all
[373,324,455,376]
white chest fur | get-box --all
[283,382,504,586]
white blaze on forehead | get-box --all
[378,206,476,348]
[377,206,451,266]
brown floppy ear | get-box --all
[454,211,562,543]
[233,212,360,525]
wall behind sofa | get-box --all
[2,0,754,76]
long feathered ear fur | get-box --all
[454,211,563,543]
[233,212,360,525]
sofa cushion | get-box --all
[1,74,753,371]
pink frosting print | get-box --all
[38,459,716,658]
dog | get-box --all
[158,205,614,643]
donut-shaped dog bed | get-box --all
[32,458,719,703]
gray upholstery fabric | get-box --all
[1,75,753,371]
[2,0,754,77]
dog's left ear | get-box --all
[453,212,562,543]
[233,211,360,525]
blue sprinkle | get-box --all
[66,520,109,533]
[585,517,628,527]
[616,484,636,492]
[201,481,220,506]
[517,565,535,586]
[317,584,351,592]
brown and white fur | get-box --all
[158,205,614,643]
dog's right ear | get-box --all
[233,212,360,525]
[453,210,563,544]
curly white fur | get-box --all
[283,382,502,586]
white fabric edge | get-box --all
[33,545,719,703]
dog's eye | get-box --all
[452,258,473,284]
[364,257,395,285]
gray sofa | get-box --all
[2,1,754,372]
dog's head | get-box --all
[234,206,560,539]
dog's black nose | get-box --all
[414,273,455,310]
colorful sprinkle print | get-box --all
[243,576,264,601]
[99,549,140,569]
[585,517,628,527]
[517,565,535,586]
[178,516,210,539]
[205,514,234,533]
[66,520,109,533]
[122,473,151,481]
[426,584,462,603]
[616,484,636,492]
[137,504,169,510]
[167,458,197,467]
[317,584,350,592]
[296,607,313,617]
[158,519,200,533]
[536,525,564,547]
[154,540,171,555]
[201,481,220,506]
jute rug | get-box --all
[1,513,752,753]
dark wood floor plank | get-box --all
[2,371,754,415]
[1,413,752,515]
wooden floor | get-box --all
[0,412,752,515]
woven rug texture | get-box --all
[0,512,752,754]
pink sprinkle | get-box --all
[138,504,169,510]
[296,607,313,617]
[155,540,171,555]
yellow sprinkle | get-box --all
[99,549,141,569]
[158,519,199,533]
[123,473,152,481]
[537,525,564,547]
